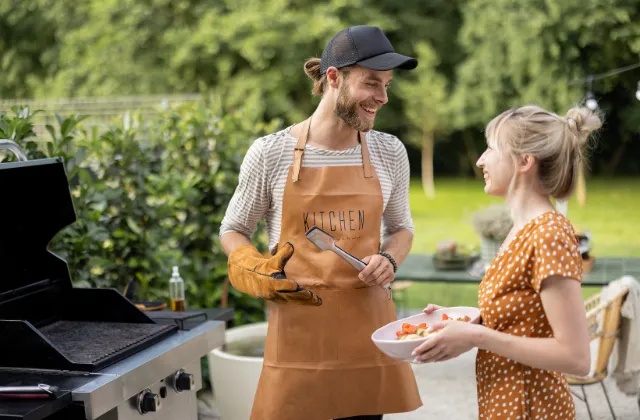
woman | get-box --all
[412,105,601,419]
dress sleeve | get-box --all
[531,221,582,293]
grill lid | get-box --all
[0,155,76,299]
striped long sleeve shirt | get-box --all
[219,126,414,252]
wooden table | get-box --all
[396,255,640,286]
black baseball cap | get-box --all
[320,26,418,75]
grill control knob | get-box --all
[137,390,161,414]
[173,370,195,393]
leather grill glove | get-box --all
[227,242,322,306]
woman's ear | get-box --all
[518,154,536,173]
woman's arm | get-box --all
[473,276,590,376]
[414,277,590,376]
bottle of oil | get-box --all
[169,266,186,312]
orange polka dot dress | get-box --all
[476,211,583,419]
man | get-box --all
[220,25,421,420]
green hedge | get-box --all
[1,99,278,325]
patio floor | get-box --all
[387,347,639,420]
[199,322,640,420]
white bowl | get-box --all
[371,306,481,361]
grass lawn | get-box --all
[402,176,640,310]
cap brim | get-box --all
[357,52,418,71]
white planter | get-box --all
[480,237,501,268]
[208,322,267,420]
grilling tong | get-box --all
[305,226,392,291]
[0,384,59,399]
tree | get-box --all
[450,0,640,203]
[36,0,395,119]
[0,0,58,98]
[4,0,640,177]
[397,43,450,198]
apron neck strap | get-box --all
[360,132,373,179]
[292,118,311,183]
[292,118,373,182]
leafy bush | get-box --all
[1,99,278,325]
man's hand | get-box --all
[228,243,322,305]
[359,254,394,287]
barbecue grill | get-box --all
[0,140,226,420]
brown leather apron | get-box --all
[250,119,422,420]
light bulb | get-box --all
[585,92,598,110]
[636,81,640,101]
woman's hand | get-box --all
[411,320,481,364]
[423,303,443,314]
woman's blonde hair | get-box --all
[485,105,602,201]
[303,57,354,96]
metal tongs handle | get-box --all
[0,139,28,162]
[305,226,392,292]
[330,245,392,291]
[333,245,367,271]
[0,384,59,399]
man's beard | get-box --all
[334,83,377,132]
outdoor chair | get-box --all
[565,286,630,420]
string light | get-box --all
[570,62,640,109]
[585,76,598,110]
[586,92,598,111]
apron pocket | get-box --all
[275,301,337,363]
[336,286,396,361]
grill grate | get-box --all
[40,321,176,365]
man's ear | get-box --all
[326,67,340,89]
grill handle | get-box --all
[0,139,28,161]
[0,384,59,399]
